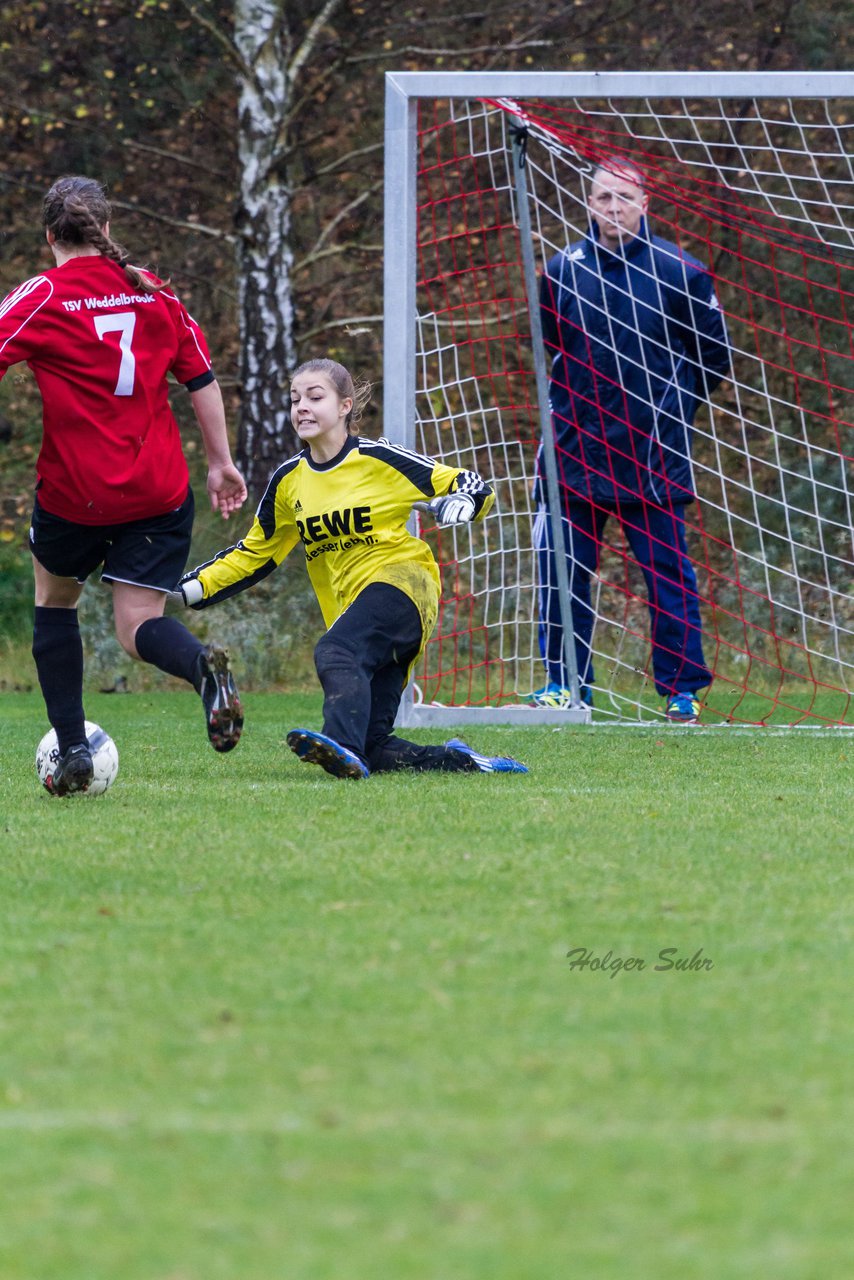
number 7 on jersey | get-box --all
[94,311,136,396]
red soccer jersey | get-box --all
[0,255,214,524]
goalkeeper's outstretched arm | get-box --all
[179,514,300,609]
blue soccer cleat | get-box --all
[665,692,701,723]
[286,728,370,779]
[445,737,529,774]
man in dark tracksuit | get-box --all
[534,160,731,721]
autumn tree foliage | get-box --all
[0,0,849,506]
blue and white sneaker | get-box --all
[665,693,701,723]
[445,737,529,774]
[286,728,370,779]
[530,681,593,709]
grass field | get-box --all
[1,690,852,1280]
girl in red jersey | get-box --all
[0,176,246,793]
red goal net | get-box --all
[407,92,853,726]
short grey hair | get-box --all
[590,159,646,190]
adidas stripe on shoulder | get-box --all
[256,451,304,538]
[0,274,53,316]
[0,275,54,358]
[358,436,437,494]
[360,436,440,468]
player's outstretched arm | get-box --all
[176,534,279,609]
[176,504,301,610]
[189,380,248,520]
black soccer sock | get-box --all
[32,606,87,754]
[134,616,206,688]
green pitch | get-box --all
[1,692,851,1280]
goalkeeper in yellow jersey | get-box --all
[178,358,527,779]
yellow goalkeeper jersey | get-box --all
[186,434,494,638]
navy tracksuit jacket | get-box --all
[536,221,731,696]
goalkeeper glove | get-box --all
[429,492,477,526]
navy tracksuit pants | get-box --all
[536,497,712,698]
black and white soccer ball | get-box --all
[35,721,119,796]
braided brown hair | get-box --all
[42,176,168,294]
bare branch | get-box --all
[0,172,48,199]
[479,2,646,71]
[272,130,382,178]
[345,38,555,65]
[161,267,239,302]
[0,98,231,177]
[173,0,255,83]
[306,185,382,259]
[294,243,383,274]
[298,314,383,343]
[285,69,342,133]
[110,198,234,242]
[310,141,384,179]
[386,9,499,26]
[121,137,231,179]
[289,0,346,85]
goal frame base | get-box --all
[395,700,592,728]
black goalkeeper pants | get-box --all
[313,582,476,774]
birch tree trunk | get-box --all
[233,0,299,497]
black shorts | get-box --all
[29,489,195,592]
